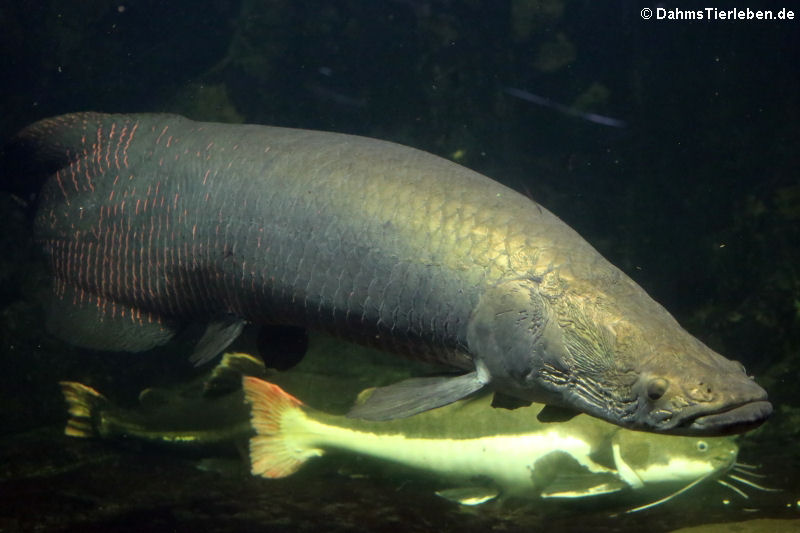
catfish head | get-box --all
[466,276,771,436]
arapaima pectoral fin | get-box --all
[346,371,486,421]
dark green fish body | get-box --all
[59,352,266,454]
[16,112,770,434]
[61,381,251,454]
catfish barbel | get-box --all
[11,112,770,434]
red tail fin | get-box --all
[242,377,319,478]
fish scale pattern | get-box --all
[21,112,577,365]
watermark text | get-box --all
[640,7,795,21]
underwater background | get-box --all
[0,1,798,531]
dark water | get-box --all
[1,1,798,531]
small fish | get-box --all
[503,86,628,128]
[243,376,744,508]
[60,352,266,455]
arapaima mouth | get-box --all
[684,400,772,436]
